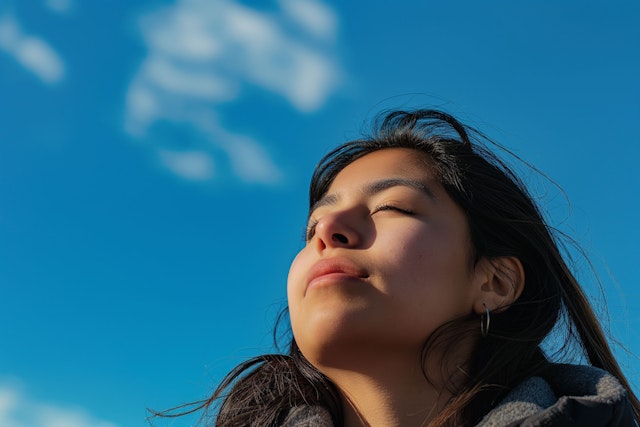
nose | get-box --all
[312,211,361,251]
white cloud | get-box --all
[44,0,73,14]
[0,382,118,427]
[144,56,235,100]
[159,150,215,181]
[125,0,341,185]
[0,15,65,84]
[217,130,283,184]
[278,0,337,41]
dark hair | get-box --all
[153,109,639,426]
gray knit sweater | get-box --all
[281,364,635,426]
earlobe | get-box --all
[473,256,525,314]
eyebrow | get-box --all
[310,178,437,214]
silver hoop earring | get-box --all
[480,303,491,338]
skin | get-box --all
[287,148,523,426]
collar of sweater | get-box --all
[280,364,632,426]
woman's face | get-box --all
[287,148,482,366]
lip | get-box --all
[306,257,369,291]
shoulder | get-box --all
[477,364,635,426]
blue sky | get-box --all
[1,0,638,426]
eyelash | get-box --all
[303,205,415,242]
[304,219,319,241]
[372,204,415,215]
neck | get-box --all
[319,354,452,427]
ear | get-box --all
[471,256,525,315]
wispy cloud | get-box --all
[0,15,65,84]
[159,149,215,181]
[43,0,73,15]
[0,382,118,427]
[125,0,341,185]
[278,0,336,41]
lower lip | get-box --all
[308,273,365,290]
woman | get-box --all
[161,109,639,426]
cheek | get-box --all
[379,227,436,270]
[382,227,468,286]
[287,249,319,350]
[287,252,302,295]
[286,249,310,311]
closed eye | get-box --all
[305,205,414,241]
[304,218,319,241]
[372,204,415,215]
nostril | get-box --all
[332,233,348,244]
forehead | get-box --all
[329,148,435,190]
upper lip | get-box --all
[306,257,369,288]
